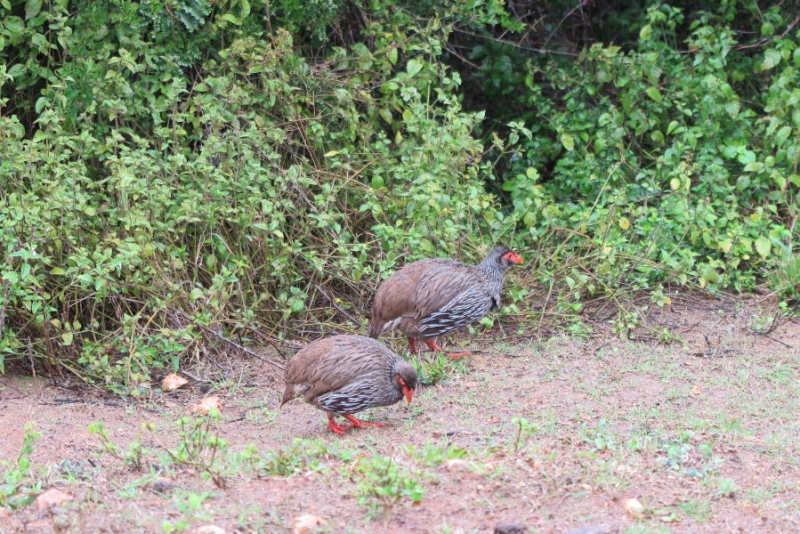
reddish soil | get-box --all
[1,292,799,533]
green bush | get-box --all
[0,3,511,385]
[1,1,798,387]
[498,3,798,295]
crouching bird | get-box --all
[368,245,524,359]
[281,335,417,435]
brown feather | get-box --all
[281,334,417,416]
[368,245,523,344]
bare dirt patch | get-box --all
[1,293,799,533]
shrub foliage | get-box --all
[0,0,798,386]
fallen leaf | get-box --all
[36,489,73,509]
[445,459,470,470]
[292,514,327,534]
[162,373,188,392]
[190,396,223,414]
[196,526,225,534]
[0,507,10,518]
[623,497,645,518]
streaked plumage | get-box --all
[281,334,417,434]
[368,245,523,358]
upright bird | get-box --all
[281,334,417,435]
[368,245,524,359]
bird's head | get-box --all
[395,361,418,403]
[502,249,524,266]
[490,245,524,267]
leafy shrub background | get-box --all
[1,0,797,387]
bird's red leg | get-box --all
[408,337,418,356]
[342,414,386,429]
[326,413,353,435]
[424,338,469,360]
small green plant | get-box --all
[165,411,228,488]
[581,420,618,453]
[712,477,739,498]
[611,310,642,340]
[162,491,215,533]
[90,412,230,488]
[413,352,468,386]
[355,455,424,521]
[0,423,41,509]
[510,416,539,453]
[404,441,467,467]
[259,438,354,477]
[769,248,800,304]
[88,421,148,472]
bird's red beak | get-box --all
[506,251,524,264]
[399,377,413,403]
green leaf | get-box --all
[380,81,399,93]
[220,14,241,25]
[639,24,652,40]
[666,121,680,135]
[755,237,771,259]
[239,0,251,18]
[743,161,763,172]
[406,59,423,77]
[645,87,663,103]
[560,133,575,151]
[724,101,740,117]
[650,130,664,144]
[25,0,41,19]
[379,107,393,124]
[4,16,25,38]
[737,150,756,164]
[760,49,781,71]
[775,126,792,146]
[61,332,74,346]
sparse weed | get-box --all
[355,455,424,521]
[657,435,723,479]
[166,412,228,488]
[711,477,739,498]
[404,441,467,467]
[413,352,468,386]
[0,423,41,509]
[581,420,618,452]
[611,310,642,340]
[510,416,539,453]
[90,412,230,488]
[161,490,213,532]
[88,421,149,472]
[259,439,354,476]
[676,499,713,521]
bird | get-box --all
[281,334,417,435]
[368,245,524,359]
